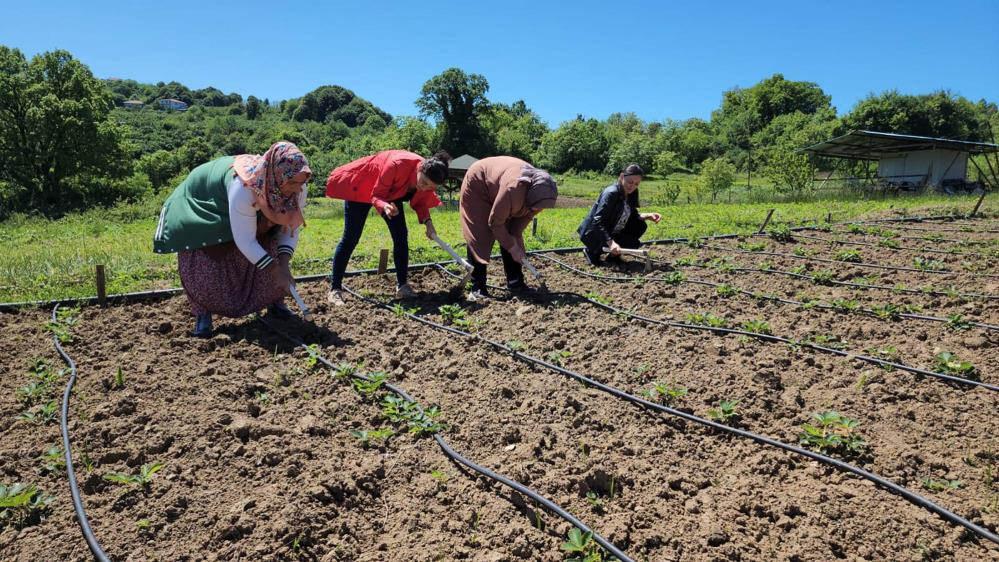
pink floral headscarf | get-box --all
[233,142,312,229]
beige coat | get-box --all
[459,156,540,264]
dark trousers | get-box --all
[330,200,409,289]
[467,246,524,292]
[581,215,648,256]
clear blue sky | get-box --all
[3,0,996,126]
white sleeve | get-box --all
[274,188,307,257]
[227,178,273,269]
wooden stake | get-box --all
[757,209,775,233]
[532,217,538,237]
[377,249,389,275]
[95,265,107,307]
[969,190,988,219]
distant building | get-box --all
[122,100,144,110]
[157,98,188,111]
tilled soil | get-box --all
[1,218,998,561]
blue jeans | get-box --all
[329,200,409,289]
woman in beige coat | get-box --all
[459,156,557,299]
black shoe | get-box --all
[507,279,535,295]
[191,313,213,338]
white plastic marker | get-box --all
[430,232,474,286]
[288,283,313,321]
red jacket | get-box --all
[325,150,442,223]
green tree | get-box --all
[137,150,184,191]
[536,117,609,172]
[0,47,130,215]
[696,157,736,202]
[416,68,493,156]
[245,95,261,120]
[843,90,989,140]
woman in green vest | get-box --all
[154,141,312,337]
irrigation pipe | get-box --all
[828,227,996,246]
[255,315,633,562]
[52,305,111,562]
[447,259,998,393]
[530,252,999,332]
[780,232,967,256]
[341,286,999,547]
[857,222,999,235]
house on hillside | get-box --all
[122,100,144,110]
[157,98,188,111]
[802,130,998,193]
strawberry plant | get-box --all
[799,411,866,455]
[16,381,49,406]
[877,238,900,249]
[793,246,816,257]
[921,478,962,492]
[848,224,865,234]
[38,446,65,475]
[767,224,794,242]
[103,462,165,488]
[302,344,322,370]
[0,483,54,529]
[686,312,728,329]
[933,352,977,379]
[584,292,610,305]
[808,334,849,350]
[18,401,57,425]
[834,249,862,263]
[351,371,387,399]
[547,350,572,367]
[708,257,734,272]
[759,260,774,270]
[111,367,126,389]
[706,399,740,423]
[715,284,738,297]
[674,254,699,266]
[661,272,686,285]
[389,303,418,318]
[332,362,359,381]
[740,319,772,335]
[687,237,704,249]
[438,304,470,327]
[506,340,525,352]
[851,274,879,286]
[867,346,899,371]
[913,256,946,271]
[561,528,608,562]
[830,298,860,312]
[870,303,901,320]
[945,314,972,331]
[812,270,835,285]
[739,241,767,252]
[642,382,687,405]
[349,428,394,448]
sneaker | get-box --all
[467,289,490,302]
[327,289,346,306]
[268,301,294,318]
[396,283,416,299]
[192,313,213,338]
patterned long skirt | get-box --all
[177,240,286,318]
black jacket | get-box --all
[577,183,640,246]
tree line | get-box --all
[1,45,996,218]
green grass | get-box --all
[0,185,987,302]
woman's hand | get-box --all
[606,240,622,256]
[424,219,437,240]
[383,202,399,218]
[641,212,662,223]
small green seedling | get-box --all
[767,224,794,242]
[253,390,270,405]
[834,249,862,263]
[561,528,606,562]
[38,446,65,474]
[759,260,774,270]
[103,462,165,488]
[332,362,359,381]
[687,237,704,249]
[686,312,728,329]
[877,238,900,249]
[870,304,901,320]
[921,478,962,492]
[303,344,322,370]
[661,272,686,285]
[868,346,899,371]
[506,340,525,352]
[812,270,835,285]
[740,319,772,335]
[112,367,125,389]
[808,334,849,350]
[430,469,449,485]
[715,284,738,297]
[16,381,49,406]
[585,491,604,512]
[349,428,394,448]
[851,274,879,286]
[739,241,767,252]
[913,256,947,271]
[642,382,687,405]
[0,483,54,529]
[584,292,610,305]
[793,246,815,257]
[351,371,387,398]
[799,411,866,455]
[708,257,734,272]
[136,518,152,530]
[389,303,418,318]
[945,314,972,331]
[848,224,865,234]
[674,254,699,266]
[548,350,572,367]
[18,401,57,425]
[706,399,740,423]
[438,304,470,327]
[933,352,977,379]
[830,298,860,312]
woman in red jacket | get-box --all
[325,150,451,304]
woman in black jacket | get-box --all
[577,164,661,266]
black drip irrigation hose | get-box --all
[532,252,999,333]
[341,286,999,547]
[450,258,998,393]
[255,315,633,562]
[783,232,967,256]
[857,221,999,235]
[52,305,111,562]
[700,242,999,280]
[830,227,996,246]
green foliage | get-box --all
[933,352,977,379]
[740,319,772,334]
[945,314,972,331]
[103,462,165,487]
[0,483,54,529]
[715,283,738,297]
[18,401,57,425]
[767,224,794,242]
[642,382,688,405]
[561,528,608,562]
[661,271,686,285]
[913,256,947,271]
[799,411,866,455]
[686,312,729,328]
[834,249,862,263]
[38,446,65,474]
[389,303,418,318]
[870,303,901,320]
[547,350,572,367]
[416,68,492,156]
[438,304,470,327]
[921,478,963,492]
[332,362,359,381]
[706,399,740,423]
[350,428,394,448]
[877,237,900,249]
[808,334,849,350]
[351,372,387,399]
[843,90,991,141]
[381,395,444,436]
[811,270,836,285]
[830,298,860,312]
[696,157,737,202]
[538,117,610,173]
[762,145,815,195]
[738,240,767,252]
[584,292,610,305]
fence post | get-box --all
[96,265,107,307]
[969,190,988,218]
[532,217,538,237]
[377,249,389,275]
[757,209,775,234]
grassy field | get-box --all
[0,173,989,303]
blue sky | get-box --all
[2,0,996,126]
